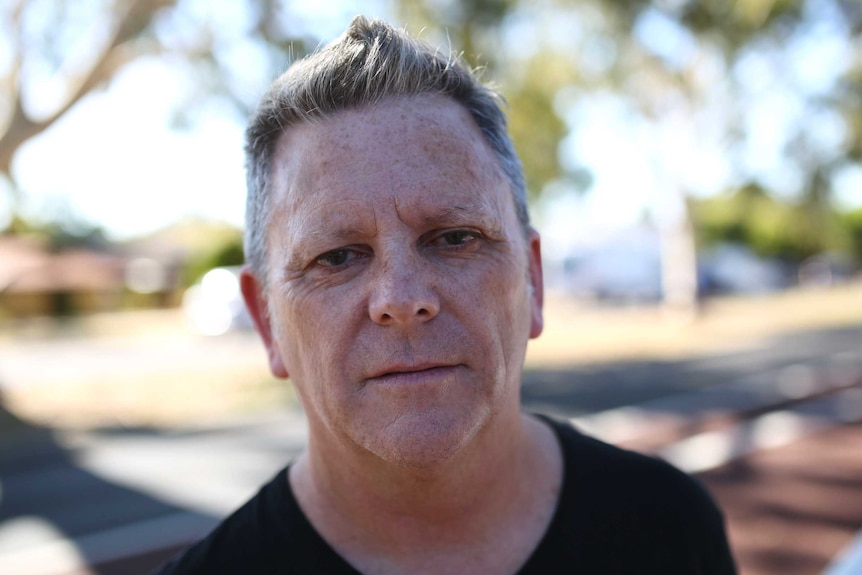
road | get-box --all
[1,322,860,574]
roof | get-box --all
[0,237,126,293]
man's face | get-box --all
[242,94,543,467]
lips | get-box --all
[365,363,461,385]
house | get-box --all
[0,236,127,317]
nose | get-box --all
[368,256,440,326]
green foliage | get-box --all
[678,0,805,47]
[3,213,108,252]
[44,224,108,253]
[397,0,575,199]
[182,234,245,287]
[839,208,862,263]
[211,241,245,268]
[692,184,850,262]
[4,0,860,277]
[3,213,37,236]
[506,66,570,199]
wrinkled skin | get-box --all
[241,94,543,468]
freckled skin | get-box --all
[242,94,543,468]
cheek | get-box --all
[445,262,530,343]
[487,266,533,346]
[275,288,355,383]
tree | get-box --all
[0,0,309,209]
[396,0,572,203]
[182,232,244,287]
[840,208,862,264]
[6,0,860,294]
[397,0,862,308]
[692,184,839,262]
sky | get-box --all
[3,0,861,251]
[12,59,248,239]
[3,0,392,239]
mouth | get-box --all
[366,363,461,385]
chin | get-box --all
[353,406,492,469]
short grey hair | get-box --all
[244,15,528,281]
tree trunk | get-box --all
[660,193,699,321]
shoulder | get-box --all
[535,414,737,573]
[151,467,296,575]
[541,413,719,508]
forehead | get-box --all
[266,94,512,236]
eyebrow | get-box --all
[419,205,469,225]
[305,223,372,243]
[281,222,374,270]
[414,203,498,228]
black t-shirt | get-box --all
[153,416,737,574]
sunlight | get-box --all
[0,516,91,575]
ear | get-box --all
[526,228,544,339]
[240,265,289,379]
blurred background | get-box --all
[1,0,862,574]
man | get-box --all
[155,15,736,574]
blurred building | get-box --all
[0,236,127,317]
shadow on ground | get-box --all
[699,423,862,575]
[522,324,862,418]
[0,388,215,574]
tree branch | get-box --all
[39,0,177,129]
[0,0,177,175]
[1,0,30,130]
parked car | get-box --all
[798,253,856,287]
[699,244,789,295]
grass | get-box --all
[527,282,862,367]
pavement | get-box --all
[0,410,308,575]
[1,322,861,574]
[701,422,862,575]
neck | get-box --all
[290,408,562,569]
[308,405,524,513]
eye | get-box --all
[315,248,362,268]
[436,230,481,247]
